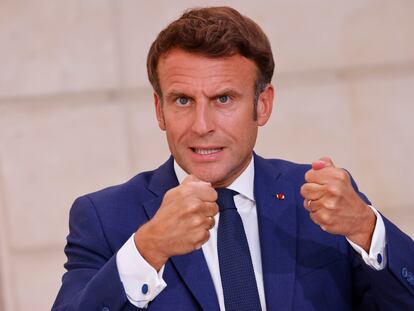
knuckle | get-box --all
[190,234,200,248]
[193,242,202,250]
[193,230,209,247]
[334,169,348,182]
[191,215,204,227]
[165,187,176,198]
[185,175,198,184]
[210,189,218,201]
[210,218,216,228]
[324,199,336,210]
[205,203,218,216]
[177,186,189,198]
[326,184,340,197]
[212,203,219,215]
[201,217,210,227]
[300,184,307,197]
[187,199,202,212]
[304,170,312,182]
[202,230,210,242]
[318,211,331,225]
[194,200,204,210]
[326,184,337,195]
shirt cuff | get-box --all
[116,234,167,308]
[347,205,387,270]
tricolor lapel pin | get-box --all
[275,193,285,200]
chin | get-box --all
[189,168,221,183]
[195,171,232,188]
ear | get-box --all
[154,93,166,131]
[256,84,274,126]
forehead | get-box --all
[157,49,257,94]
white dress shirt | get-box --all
[116,157,387,309]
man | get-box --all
[53,6,414,311]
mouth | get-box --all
[190,147,223,155]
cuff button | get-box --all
[141,283,149,295]
[376,253,382,264]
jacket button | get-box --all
[401,267,408,278]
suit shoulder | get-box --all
[76,168,156,209]
[263,157,311,183]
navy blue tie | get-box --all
[216,188,262,311]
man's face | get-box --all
[155,49,274,188]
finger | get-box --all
[314,156,335,169]
[205,216,215,230]
[308,208,321,227]
[300,183,325,200]
[303,199,312,212]
[311,160,326,171]
[319,156,335,167]
[303,198,323,212]
[185,181,217,202]
[202,202,219,216]
[308,203,329,227]
[194,230,210,250]
[305,166,339,184]
[196,185,218,202]
[182,174,210,185]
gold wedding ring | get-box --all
[307,199,313,212]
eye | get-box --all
[176,97,189,105]
[217,95,230,104]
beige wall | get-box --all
[1,0,413,310]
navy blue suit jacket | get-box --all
[53,154,414,310]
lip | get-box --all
[189,146,224,161]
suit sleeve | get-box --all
[52,196,141,311]
[349,175,414,309]
[353,215,414,309]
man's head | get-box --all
[147,6,274,106]
[147,7,275,187]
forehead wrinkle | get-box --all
[165,76,240,98]
[158,50,257,99]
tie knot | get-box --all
[216,188,238,212]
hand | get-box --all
[135,175,219,271]
[300,157,376,252]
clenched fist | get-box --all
[135,175,219,271]
[300,157,376,252]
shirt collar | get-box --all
[173,155,255,202]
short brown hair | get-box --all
[147,6,274,98]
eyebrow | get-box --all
[164,88,243,102]
[165,91,194,102]
[211,88,242,99]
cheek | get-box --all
[243,127,259,149]
[238,114,259,147]
[223,118,258,150]
[164,120,188,149]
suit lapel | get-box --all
[170,250,220,310]
[254,154,297,311]
[143,157,220,311]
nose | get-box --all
[191,102,215,136]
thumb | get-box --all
[312,156,335,170]
[182,174,210,185]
